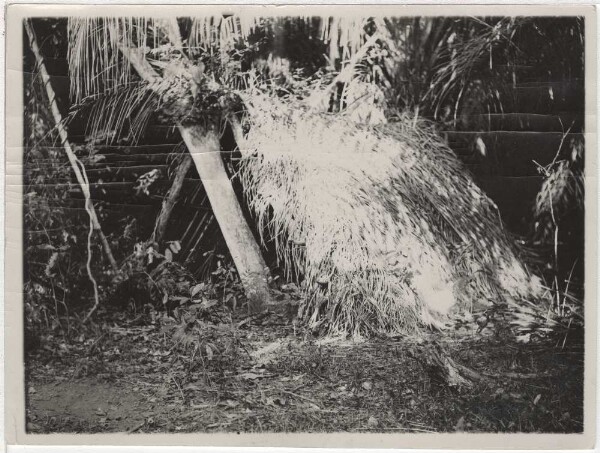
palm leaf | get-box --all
[72,82,159,144]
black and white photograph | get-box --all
[4,4,596,447]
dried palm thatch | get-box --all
[236,95,544,336]
[67,16,551,336]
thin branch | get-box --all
[170,374,186,404]
[25,19,119,324]
[152,154,193,244]
[280,390,323,409]
[25,20,118,272]
[81,215,101,323]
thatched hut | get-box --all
[60,15,557,337]
[235,94,544,336]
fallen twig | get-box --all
[127,420,146,434]
[237,311,270,328]
[281,390,322,409]
[484,370,560,380]
[171,375,186,404]
[87,332,108,354]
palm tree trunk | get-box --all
[152,154,192,244]
[179,128,271,312]
[118,44,271,313]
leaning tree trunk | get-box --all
[152,154,193,244]
[179,127,271,313]
[117,44,271,313]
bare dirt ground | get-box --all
[26,309,584,434]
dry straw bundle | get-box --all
[236,95,544,336]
